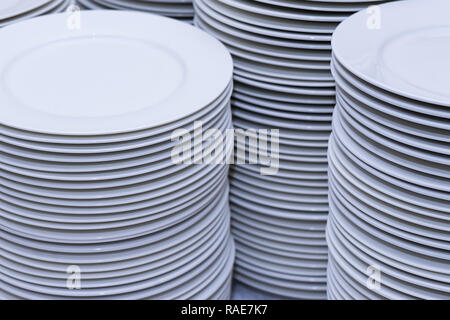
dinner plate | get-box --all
[332,0,450,106]
[329,135,450,216]
[0,81,233,144]
[332,58,450,119]
[0,12,232,135]
[254,0,375,12]
[329,217,450,295]
[0,204,228,273]
[0,11,234,299]
[198,0,333,40]
[0,92,232,154]
[194,0,394,299]
[78,0,195,21]
[328,216,450,299]
[194,15,332,61]
[0,180,229,244]
[328,167,450,240]
[0,237,233,298]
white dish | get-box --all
[0,11,232,135]
[216,0,347,22]
[198,0,333,40]
[332,58,450,119]
[332,0,450,106]
[0,82,232,144]
[194,15,331,61]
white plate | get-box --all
[0,107,229,161]
[0,193,228,258]
[0,237,232,298]
[328,189,450,274]
[0,186,220,237]
[0,11,232,135]
[0,205,227,273]
[95,0,193,15]
[328,167,450,240]
[329,135,450,216]
[233,99,332,121]
[194,14,332,61]
[232,165,328,187]
[230,170,328,196]
[232,208,326,238]
[329,187,450,255]
[337,94,450,160]
[334,84,450,143]
[234,266,326,299]
[230,193,328,220]
[337,101,450,179]
[0,178,226,227]
[194,11,332,51]
[328,218,450,299]
[0,168,227,217]
[0,168,228,216]
[0,94,231,154]
[329,213,450,295]
[234,75,334,95]
[254,0,373,12]
[232,227,328,256]
[234,68,334,87]
[331,218,450,284]
[235,259,326,286]
[198,0,333,40]
[0,226,229,291]
[216,0,347,22]
[332,58,450,119]
[233,231,327,261]
[332,64,449,129]
[231,177,327,203]
[333,0,450,106]
[0,82,232,144]
[232,216,327,246]
[1,221,229,281]
[233,108,331,131]
[201,0,337,33]
[332,118,450,200]
[234,83,335,104]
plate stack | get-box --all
[327,0,450,299]
[0,11,234,299]
[193,0,392,299]
[76,0,195,23]
[0,0,72,27]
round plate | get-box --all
[332,0,450,106]
[0,11,232,135]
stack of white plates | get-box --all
[327,0,450,300]
[193,0,392,299]
[0,0,72,27]
[0,11,235,299]
[77,0,194,23]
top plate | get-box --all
[0,10,232,135]
[332,0,450,107]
